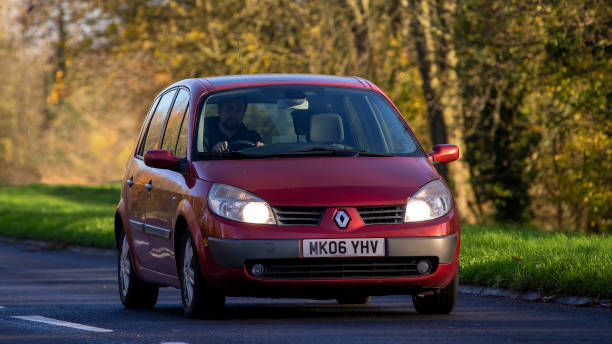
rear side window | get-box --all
[140,90,177,155]
[161,89,189,155]
[175,115,189,158]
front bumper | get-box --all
[208,233,458,267]
[197,206,460,296]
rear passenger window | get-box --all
[135,97,160,156]
[161,89,189,155]
[140,90,177,155]
[175,115,189,158]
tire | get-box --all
[118,231,159,309]
[412,271,458,314]
[336,295,371,305]
[180,230,225,318]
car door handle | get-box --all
[145,181,153,191]
[126,177,134,187]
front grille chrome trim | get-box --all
[357,205,405,225]
[273,206,324,226]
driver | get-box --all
[206,96,263,152]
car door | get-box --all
[124,96,159,265]
[143,88,190,276]
[130,89,177,270]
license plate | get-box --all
[301,238,385,258]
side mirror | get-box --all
[144,149,181,170]
[428,144,459,164]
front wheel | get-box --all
[180,231,225,318]
[118,232,159,309]
[412,272,458,314]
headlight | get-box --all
[208,184,276,224]
[404,179,452,222]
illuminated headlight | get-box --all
[404,179,452,222]
[208,184,276,225]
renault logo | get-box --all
[333,210,350,229]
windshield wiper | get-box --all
[266,147,394,157]
[350,150,394,157]
[198,147,394,159]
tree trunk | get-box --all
[407,0,477,223]
[55,2,66,73]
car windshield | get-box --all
[194,85,424,159]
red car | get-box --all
[115,74,461,317]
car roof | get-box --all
[162,74,384,103]
[195,74,374,92]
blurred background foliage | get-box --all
[0,0,609,233]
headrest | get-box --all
[309,113,344,143]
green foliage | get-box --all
[455,1,543,222]
[527,0,611,233]
[0,184,120,248]
[461,224,612,297]
[455,0,611,230]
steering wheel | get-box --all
[229,140,256,151]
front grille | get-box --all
[273,207,324,225]
[357,205,405,224]
[246,257,438,279]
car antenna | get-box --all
[236,40,243,74]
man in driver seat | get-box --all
[206,96,263,152]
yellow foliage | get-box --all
[154,72,172,84]
[0,138,13,163]
[117,144,134,167]
[46,91,59,105]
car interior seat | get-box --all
[309,113,344,144]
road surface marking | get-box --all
[0,306,6,309]
[11,315,113,333]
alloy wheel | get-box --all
[182,238,195,306]
[119,236,131,297]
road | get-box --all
[0,240,610,344]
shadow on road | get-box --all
[126,298,433,321]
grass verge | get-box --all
[461,224,612,298]
[0,183,119,248]
[0,184,610,298]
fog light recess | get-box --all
[416,260,431,275]
[251,263,265,277]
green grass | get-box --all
[460,224,612,298]
[0,183,120,248]
[0,184,610,298]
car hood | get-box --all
[192,157,439,206]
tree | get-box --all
[405,0,478,223]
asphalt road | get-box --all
[0,240,610,344]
